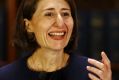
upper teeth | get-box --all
[49,32,65,36]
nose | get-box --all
[55,14,64,28]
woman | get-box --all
[0,0,112,80]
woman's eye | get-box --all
[62,12,70,17]
[44,12,54,17]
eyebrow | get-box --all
[44,8,70,11]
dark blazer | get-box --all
[0,53,90,80]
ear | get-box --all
[24,18,33,32]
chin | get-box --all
[50,45,67,51]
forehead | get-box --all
[36,0,70,10]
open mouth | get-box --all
[48,31,66,40]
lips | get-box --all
[48,31,66,40]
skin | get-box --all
[87,52,112,80]
[25,0,73,50]
[24,0,112,79]
[25,0,73,72]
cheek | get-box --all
[34,29,47,47]
[32,23,50,46]
[32,23,44,38]
[34,29,43,42]
[65,19,74,32]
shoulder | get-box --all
[0,58,25,80]
[64,53,90,80]
[70,53,89,67]
[0,51,34,80]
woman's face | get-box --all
[25,0,74,51]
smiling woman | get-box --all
[24,0,74,72]
[24,0,73,51]
[13,0,78,53]
[0,0,112,80]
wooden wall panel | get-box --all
[6,0,17,63]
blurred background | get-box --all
[0,0,119,79]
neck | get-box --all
[27,48,69,72]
